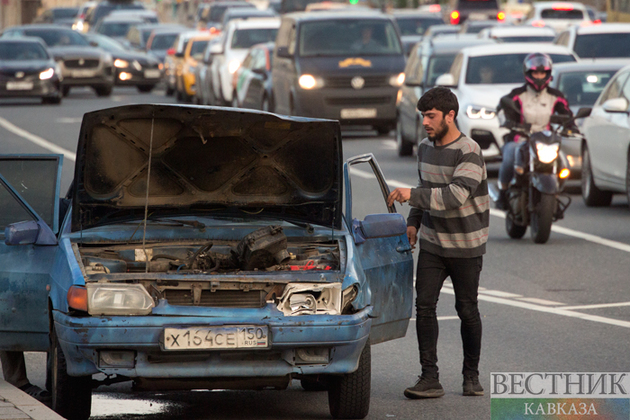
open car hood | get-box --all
[72,104,343,231]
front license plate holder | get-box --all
[340,108,377,119]
[144,69,161,79]
[6,81,34,90]
[72,69,94,78]
[163,325,269,351]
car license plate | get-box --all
[163,326,269,350]
[72,69,94,78]
[340,108,377,119]
[6,81,33,91]
[144,69,161,79]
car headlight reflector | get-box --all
[389,72,405,87]
[536,142,559,164]
[298,74,324,90]
[114,59,129,68]
[86,283,155,315]
[278,283,341,316]
[39,67,55,80]
[466,105,496,120]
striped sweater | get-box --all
[407,133,489,258]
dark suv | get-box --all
[271,11,405,135]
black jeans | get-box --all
[415,250,483,379]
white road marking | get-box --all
[410,316,459,322]
[0,117,76,162]
[479,290,523,298]
[561,301,630,310]
[56,117,83,124]
[516,297,566,306]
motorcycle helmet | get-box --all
[523,52,553,92]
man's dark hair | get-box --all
[417,87,459,118]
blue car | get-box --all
[0,104,413,420]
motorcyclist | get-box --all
[495,52,577,210]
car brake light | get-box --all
[497,11,506,21]
[593,19,602,24]
[166,47,175,56]
[428,4,441,13]
[450,10,460,25]
[531,20,546,27]
[552,2,574,10]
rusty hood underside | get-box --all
[71,104,343,231]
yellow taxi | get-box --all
[176,33,217,102]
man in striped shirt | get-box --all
[387,87,489,399]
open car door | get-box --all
[344,153,414,345]
[0,155,62,351]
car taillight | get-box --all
[450,10,460,25]
[497,11,506,21]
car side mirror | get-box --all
[210,43,223,55]
[276,46,293,58]
[352,213,407,244]
[435,73,455,87]
[602,97,629,114]
[5,220,57,246]
[575,107,592,118]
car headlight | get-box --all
[228,59,240,74]
[298,74,324,90]
[114,59,129,68]
[389,72,405,87]
[536,142,559,164]
[39,67,55,80]
[466,105,496,120]
[85,283,155,316]
[278,283,341,316]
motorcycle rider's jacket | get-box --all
[499,84,577,143]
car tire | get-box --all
[582,146,612,207]
[48,328,92,420]
[396,118,413,156]
[328,340,370,419]
[94,85,112,97]
[61,86,70,97]
[137,85,155,93]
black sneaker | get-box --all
[404,376,445,399]
[462,375,484,396]
[495,189,508,210]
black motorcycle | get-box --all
[490,98,590,244]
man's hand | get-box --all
[387,188,411,207]
[407,226,417,250]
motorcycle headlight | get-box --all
[114,59,129,68]
[466,105,496,120]
[39,67,54,80]
[278,283,342,316]
[536,142,560,164]
[298,74,324,90]
[389,72,405,87]
[85,283,155,316]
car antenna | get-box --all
[142,111,155,273]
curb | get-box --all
[0,380,65,420]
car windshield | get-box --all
[93,4,144,24]
[427,54,456,85]
[465,53,576,84]
[395,16,444,36]
[150,33,179,50]
[458,0,498,10]
[497,36,556,43]
[190,39,209,55]
[0,42,49,60]
[88,35,124,52]
[22,29,90,46]
[299,20,403,57]
[540,9,584,19]
[230,28,278,49]
[574,33,630,58]
[557,70,618,106]
[209,4,253,22]
[99,22,136,37]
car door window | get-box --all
[404,45,422,85]
[450,52,464,82]
[597,71,630,105]
[556,31,569,46]
[287,24,297,55]
[0,179,36,233]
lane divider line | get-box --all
[561,301,630,310]
[0,116,76,162]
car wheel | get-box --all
[49,328,92,420]
[94,85,112,97]
[61,86,70,97]
[328,340,370,419]
[582,146,612,207]
[396,117,413,156]
[137,85,155,93]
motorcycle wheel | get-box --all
[530,193,555,244]
[505,211,527,239]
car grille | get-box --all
[325,75,389,89]
[163,289,266,308]
[326,96,391,106]
[64,59,99,69]
[0,70,39,77]
[470,129,496,150]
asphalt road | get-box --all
[2,86,630,420]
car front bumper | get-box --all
[53,306,372,379]
[0,78,61,98]
[458,114,505,160]
[114,67,162,87]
